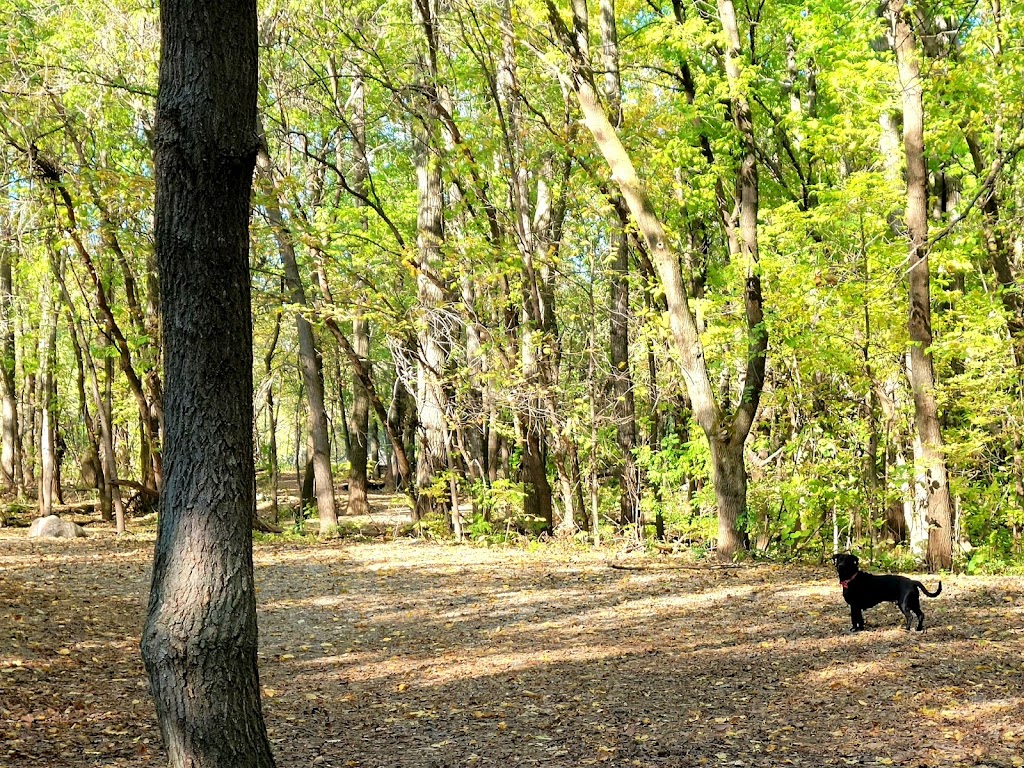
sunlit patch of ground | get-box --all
[1,521,1022,767]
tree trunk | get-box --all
[22,370,35,490]
[349,315,371,514]
[890,0,953,571]
[409,0,455,525]
[547,0,765,560]
[0,226,23,494]
[264,311,282,523]
[38,270,58,517]
[599,0,640,532]
[255,146,338,535]
[411,99,450,522]
[98,352,126,530]
[347,71,372,517]
[140,0,275,764]
[66,311,101,493]
[710,434,750,555]
[386,378,409,491]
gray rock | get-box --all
[28,515,87,539]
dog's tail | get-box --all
[916,581,942,598]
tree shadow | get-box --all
[0,532,1021,768]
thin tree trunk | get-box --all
[255,145,338,535]
[347,71,371,517]
[66,311,100,493]
[38,268,58,518]
[264,311,282,524]
[0,224,23,494]
[890,0,953,571]
[140,0,276,764]
[349,316,371,514]
[600,0,641,533]
[861,231,881,540]
[99,351,126,530]
[22,369,35,490]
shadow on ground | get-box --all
[1,527,1021,767]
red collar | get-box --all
[840,572,859,589]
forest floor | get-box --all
[1,497,1023,768]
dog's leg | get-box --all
[900,606,914,630]
[901,593,925,631]
[851,606,864,631]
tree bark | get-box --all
[140,0,275,765]
[889,0,953,571]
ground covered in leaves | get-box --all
[2,517,1023,768]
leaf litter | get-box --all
[1,525,1022,767]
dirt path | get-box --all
[1,527,1022,767]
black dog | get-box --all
[832,553,942,632]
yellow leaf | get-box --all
[57,648,71,656]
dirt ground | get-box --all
[1,507,1022,768]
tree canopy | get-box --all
[1,0,1022,571]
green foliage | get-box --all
[2,0,1023,574]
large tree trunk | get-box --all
[411,121,450,522]
[890,0,953,571]
[411,0,453,524]
[140,1,275,765]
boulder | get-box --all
[28,515,87,539]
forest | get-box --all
[3,2,1024,768]
[1,0,1022,572]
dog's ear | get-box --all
[831,553,840,563]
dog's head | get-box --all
[832,553,859,580]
